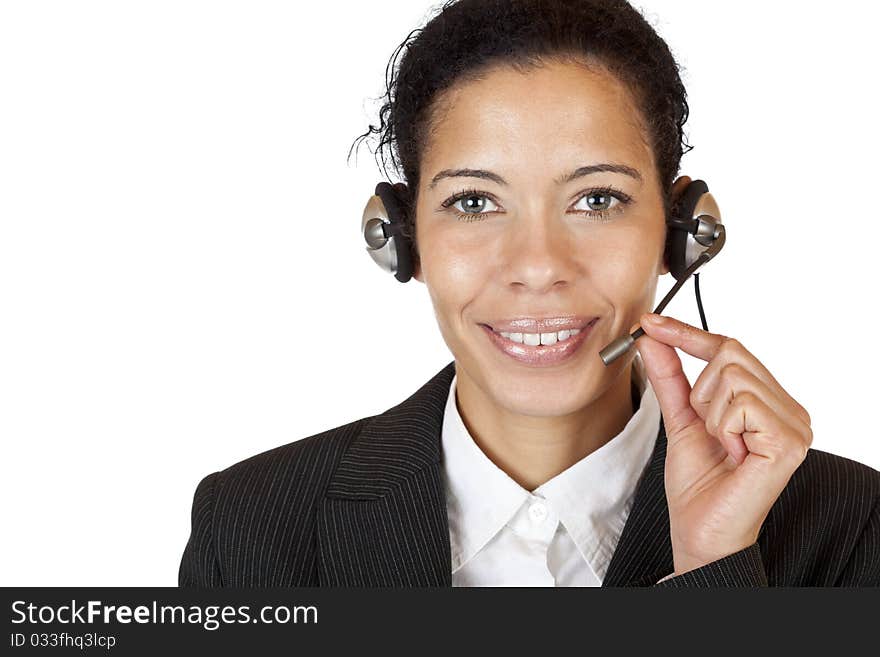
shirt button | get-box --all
[528,501,548,523]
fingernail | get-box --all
[643,313,666,326]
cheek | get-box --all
[420,227,489,310]
[580,226,665,309]
[599,239,659,289]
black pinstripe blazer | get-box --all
[179,361,880,587]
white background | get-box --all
[1,0,878,586]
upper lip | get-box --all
[482,316,599,333]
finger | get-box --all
[719,391,811,478]
[696,362,812,436]
[639,313,727,363]
[667,323,811,427]
[634,328,701,438]
[639,313,811,426]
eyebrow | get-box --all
[428,163,644,190]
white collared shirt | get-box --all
[440,353,673,586]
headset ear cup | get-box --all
[666,179,709,281]
[392,182,418,278]
[375,182,414,283]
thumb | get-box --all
[635,327,700,437]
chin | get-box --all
[480,368,603,418]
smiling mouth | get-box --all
[486,326,584,346]
[482,317,599,347]
[478,318,599,367]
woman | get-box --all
[179,0,879,587]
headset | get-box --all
[361,178,726,366]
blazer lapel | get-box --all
[316,359,677,587]
[316,361,456,586]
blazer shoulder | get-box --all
[213,414,375,497]
[180,414,376,586]
[762,446,880,585]
[776,447,880,527]
[793,447,880,501]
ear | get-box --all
[394,182,422,283]
[410,237,423,283]
[412,255,423,283]
[670,174,692,211]
[659,253,671,277]
[660,175,693,276]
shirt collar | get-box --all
[440,353,661,578]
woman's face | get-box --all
[413,58,673,418]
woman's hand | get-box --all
[634,313,813,576]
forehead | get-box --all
[422,59,653,184]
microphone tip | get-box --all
[599,334,636,366]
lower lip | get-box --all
[480,319,599,368]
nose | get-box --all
[502,209,578,293]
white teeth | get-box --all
[540,332,557,346]
[495,328,583,346]
[500,332,526,343]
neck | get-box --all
[453,361,637,492]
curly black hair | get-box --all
[349,0,693,246]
